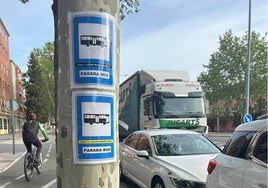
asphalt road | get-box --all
[0,132,231,188]
[0,140,56,188]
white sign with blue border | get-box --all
[69,11,116,89]
[243,113,253,123]
[72,91,116,164]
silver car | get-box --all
[206,118,267,188]
[120,129,221,188]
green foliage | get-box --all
[120,0,140,20]
[199,30,268,126]
[24,42,55,123]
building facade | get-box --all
[0,19,25,134]
[0,19,11,134]
[11,60,26,132]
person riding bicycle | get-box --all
[22,113,49,164]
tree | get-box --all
[39,41,55,121]
[54,1,121,187]
[24,50,51,123]
[198,30,267,126]
[120,0,140,20]
[23,42,54,123]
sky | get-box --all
[1,0,267,82]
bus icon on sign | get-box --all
[84,114,109,125]
[80,35,108,47]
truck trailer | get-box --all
[119,70,209,140]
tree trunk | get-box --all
[54,1,120,187]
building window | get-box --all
[0,118,2,129]
[3,118,7,129]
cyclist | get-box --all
[22,113,49,164]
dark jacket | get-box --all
[22,120,39,141]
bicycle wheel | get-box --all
[24,152,34,181]
[35,152,43,174]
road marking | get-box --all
[41,178,57,188]
[0,182,11,188]
[15,174,24,180]
[48,144,53,153]
[12,149,51,182]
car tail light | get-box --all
[207,159,217,174]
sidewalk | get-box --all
[0,132,25,173]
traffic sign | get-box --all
[8,99,19,111]
[69,11,116,89]
[72,91,116,164]
[243,114,253,123]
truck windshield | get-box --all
[154,97,205,118]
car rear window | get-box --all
[223,131,256,159]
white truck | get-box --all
[119,70,209,140]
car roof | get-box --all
[235,119,268,132]
[132,129,200,136]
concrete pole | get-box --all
[56,1,120,187]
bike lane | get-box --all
[0,130,55,173]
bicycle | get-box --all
[24,139,47,181]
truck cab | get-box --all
[141,81,209,134]
[119,70,209,140]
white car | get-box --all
[206,118,267,188]
[120,129,221,188]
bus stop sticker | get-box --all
[69,11,116,89]
[72,91,116,164]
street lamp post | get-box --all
[245,0,251,115]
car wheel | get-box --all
[152,178,165,188]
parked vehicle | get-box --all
[206,118,267,188]
[119,70,209,141]
[120,129,221,188]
